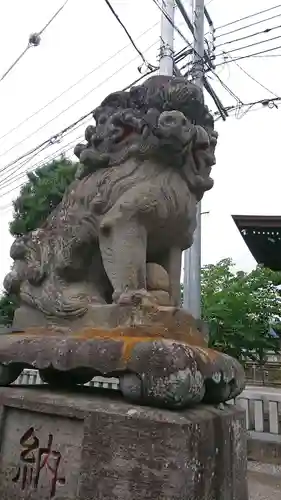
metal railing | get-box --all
[244,362,281,387]
[13,369,119,391]
[231,391,281,441]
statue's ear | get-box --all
[85,125,95,143]
[74,143,85,160]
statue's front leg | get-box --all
[99,214,148,305]
[161,247,182,307]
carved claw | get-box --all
[10,236,28,260]
[114,289,157,307]
[26,264,46,286]
[3,271,21,294]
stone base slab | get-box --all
[247,433,281,464]
[0,329,245,408]
[12,303,208,343]
[0,386,248,500]
[1,305,246,409]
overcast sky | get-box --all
[0,0,280,288]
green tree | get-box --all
[201,258,281,364]
[10,156,77,236]
[0,292,19,327]
[3,156,77,325]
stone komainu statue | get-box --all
[4,75,218,320]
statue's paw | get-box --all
[3,271,20,294]
[27,264,46,285]
[119,369,205,410]
[119,341,245,409]
[120,340,205,409]
[193,347,246,404]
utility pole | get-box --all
[183,0,205,319]
[159,0,175,76]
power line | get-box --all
[0,151,55,200]
[1,42,198,190]
[0,67,158,185]
[0,0,69,83]
[208,71,243,106]
[215,12,281,39]
[157,0,214,69]
[152,0,214,73]
[215,4,281,31]
[1,41,196,184]
[2,8,259,187]
[0,133,84,203]
[250,52,281,57]
[152,0,194,52]
[0,40,159,170]
[216,43,281,66]
[103,0,155,70]
[38,0,69,36]
[0,22,158,145]
[0,118,90,188]
[0,111,92,178]
[216,33,281,58]
[222,52,279,98]
[0,133,84,193]
[0,65,161,188]
[215,96,281,116]
[0,46,31,84]
[179,52,241,108]
[216,23,281,49]
[3,8,278,206]
[152,0,229,118]
[0,145,54,191]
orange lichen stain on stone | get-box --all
[194,346,223,363]
[10,324,206,358]
[120,336,152,364]
[75,326,158,340]
[75,324,205,345]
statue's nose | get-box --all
[159,110,186,128]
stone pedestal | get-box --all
[0,386,248,500]
[0,304,245,409]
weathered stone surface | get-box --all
[149,289,171,305]
[146,263,170,292]
[0,387,248,500]
[0,74,245,412]
[4,75,217,324]
[12,303,202,336]
[0,318,245,408]
[247,435,281,464]
[0,406,82,499]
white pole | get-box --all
[183,0,205,318]
[159,0,175,76]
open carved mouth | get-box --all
[114,124,134,144]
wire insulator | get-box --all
[29,33,41,47]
